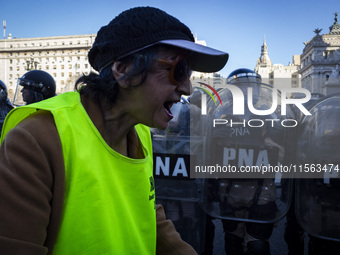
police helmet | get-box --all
[227,68,262,84]
[18,70,56,99]
[0,80,8,99]
[0,80,7,91]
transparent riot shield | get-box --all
[296,94,340,242]
[198,79,295,224]
[151,98,206,253]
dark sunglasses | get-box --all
[156,56,192,86]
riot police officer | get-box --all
[0,80,14,133]
[295,93,340,255]
[13,70,56,105]
[151,97,205,253]
[204,68,294,255]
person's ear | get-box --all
[112,61,130,88]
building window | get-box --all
[323,51,328,59]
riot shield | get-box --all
[296,94,340,242]
[151,98,206,253]
[199,79,295,224]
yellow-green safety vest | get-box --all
[1,92,156,254]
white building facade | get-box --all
[0,33,223,101]
[255,37,301,92]
[0,34,96,100]
[299,12,340,95]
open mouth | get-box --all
[163,101,174,119]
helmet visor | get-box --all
[13,79,44,106]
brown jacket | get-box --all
[0,96,197,255]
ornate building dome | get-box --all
[299,12,340,95]
[329,12,340,35]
